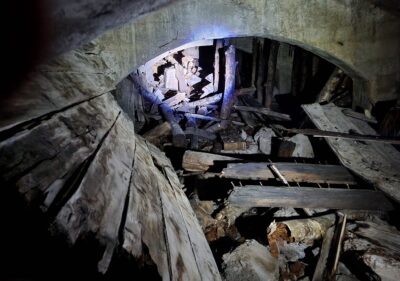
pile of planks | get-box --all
[129,39,399,281]
[180,150,397,281]
[134,40,292,150]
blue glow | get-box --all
[187,24,235,42]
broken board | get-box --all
[302,103,400,202]
[221,162,356,185]
[228,186,394,211]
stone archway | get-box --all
[0,0,399,279]
[2,0,399,133]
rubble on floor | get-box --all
[222,239,279,281]
[126,39,399,281]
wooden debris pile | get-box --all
[127,38,399,281]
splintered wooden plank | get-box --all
[302,103,400,202]
[123,137,221,281]
[182,150,239,172]
[0,93,121,206]
[233,105,291,121]
[228,186,394,211]
[222,163,356,185]
[55,112,136,273]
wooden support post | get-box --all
[264,41,279,109]
[256,38,266,103]
[213,40,223,92]
[251,37,258,91]
[291,46,301,97]
[300,50,311,94]
[220,45,236,128]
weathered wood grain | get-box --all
[302,103,400,202]
[233,105,291,121]
[220,45,236,128]
[264,41,279,108]
[228,186,394,211]
[312,226,335,281]
[123,137,221,280]
[353,220,400,255]
[54,112,135,273]
[182,150,240,172]
[222,162,356,184]
[0,93,121,207]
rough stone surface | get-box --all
[2,0,399,132]
[49,0,180,56]
[222,240,279,281]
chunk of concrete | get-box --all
[222,240,279,281]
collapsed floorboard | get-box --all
[0,92,221,279]
[302,103,400,202]
[55,112,135,273]
[228,186,394,211]
[123,137,221,281]
[222,162,356,185]
[0,93,121,206]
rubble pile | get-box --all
[121,39,399,281]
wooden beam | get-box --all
[279,127,400,145]
[256,39,266,103]
[213,40,223,92]
[291,46,301,97]
[264,41,279,108]
[220,45,236,128]
[233,105,291,121]
[251,38,258,90]
[183,113,245,126]
[182,93,223,109]
[228,186,394,211]
[0,94,121,205]
[302,103,400,202]
[342,108,377,124]
[132,73,186,147]
[182,150,240,172]
[222,162,356,185]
